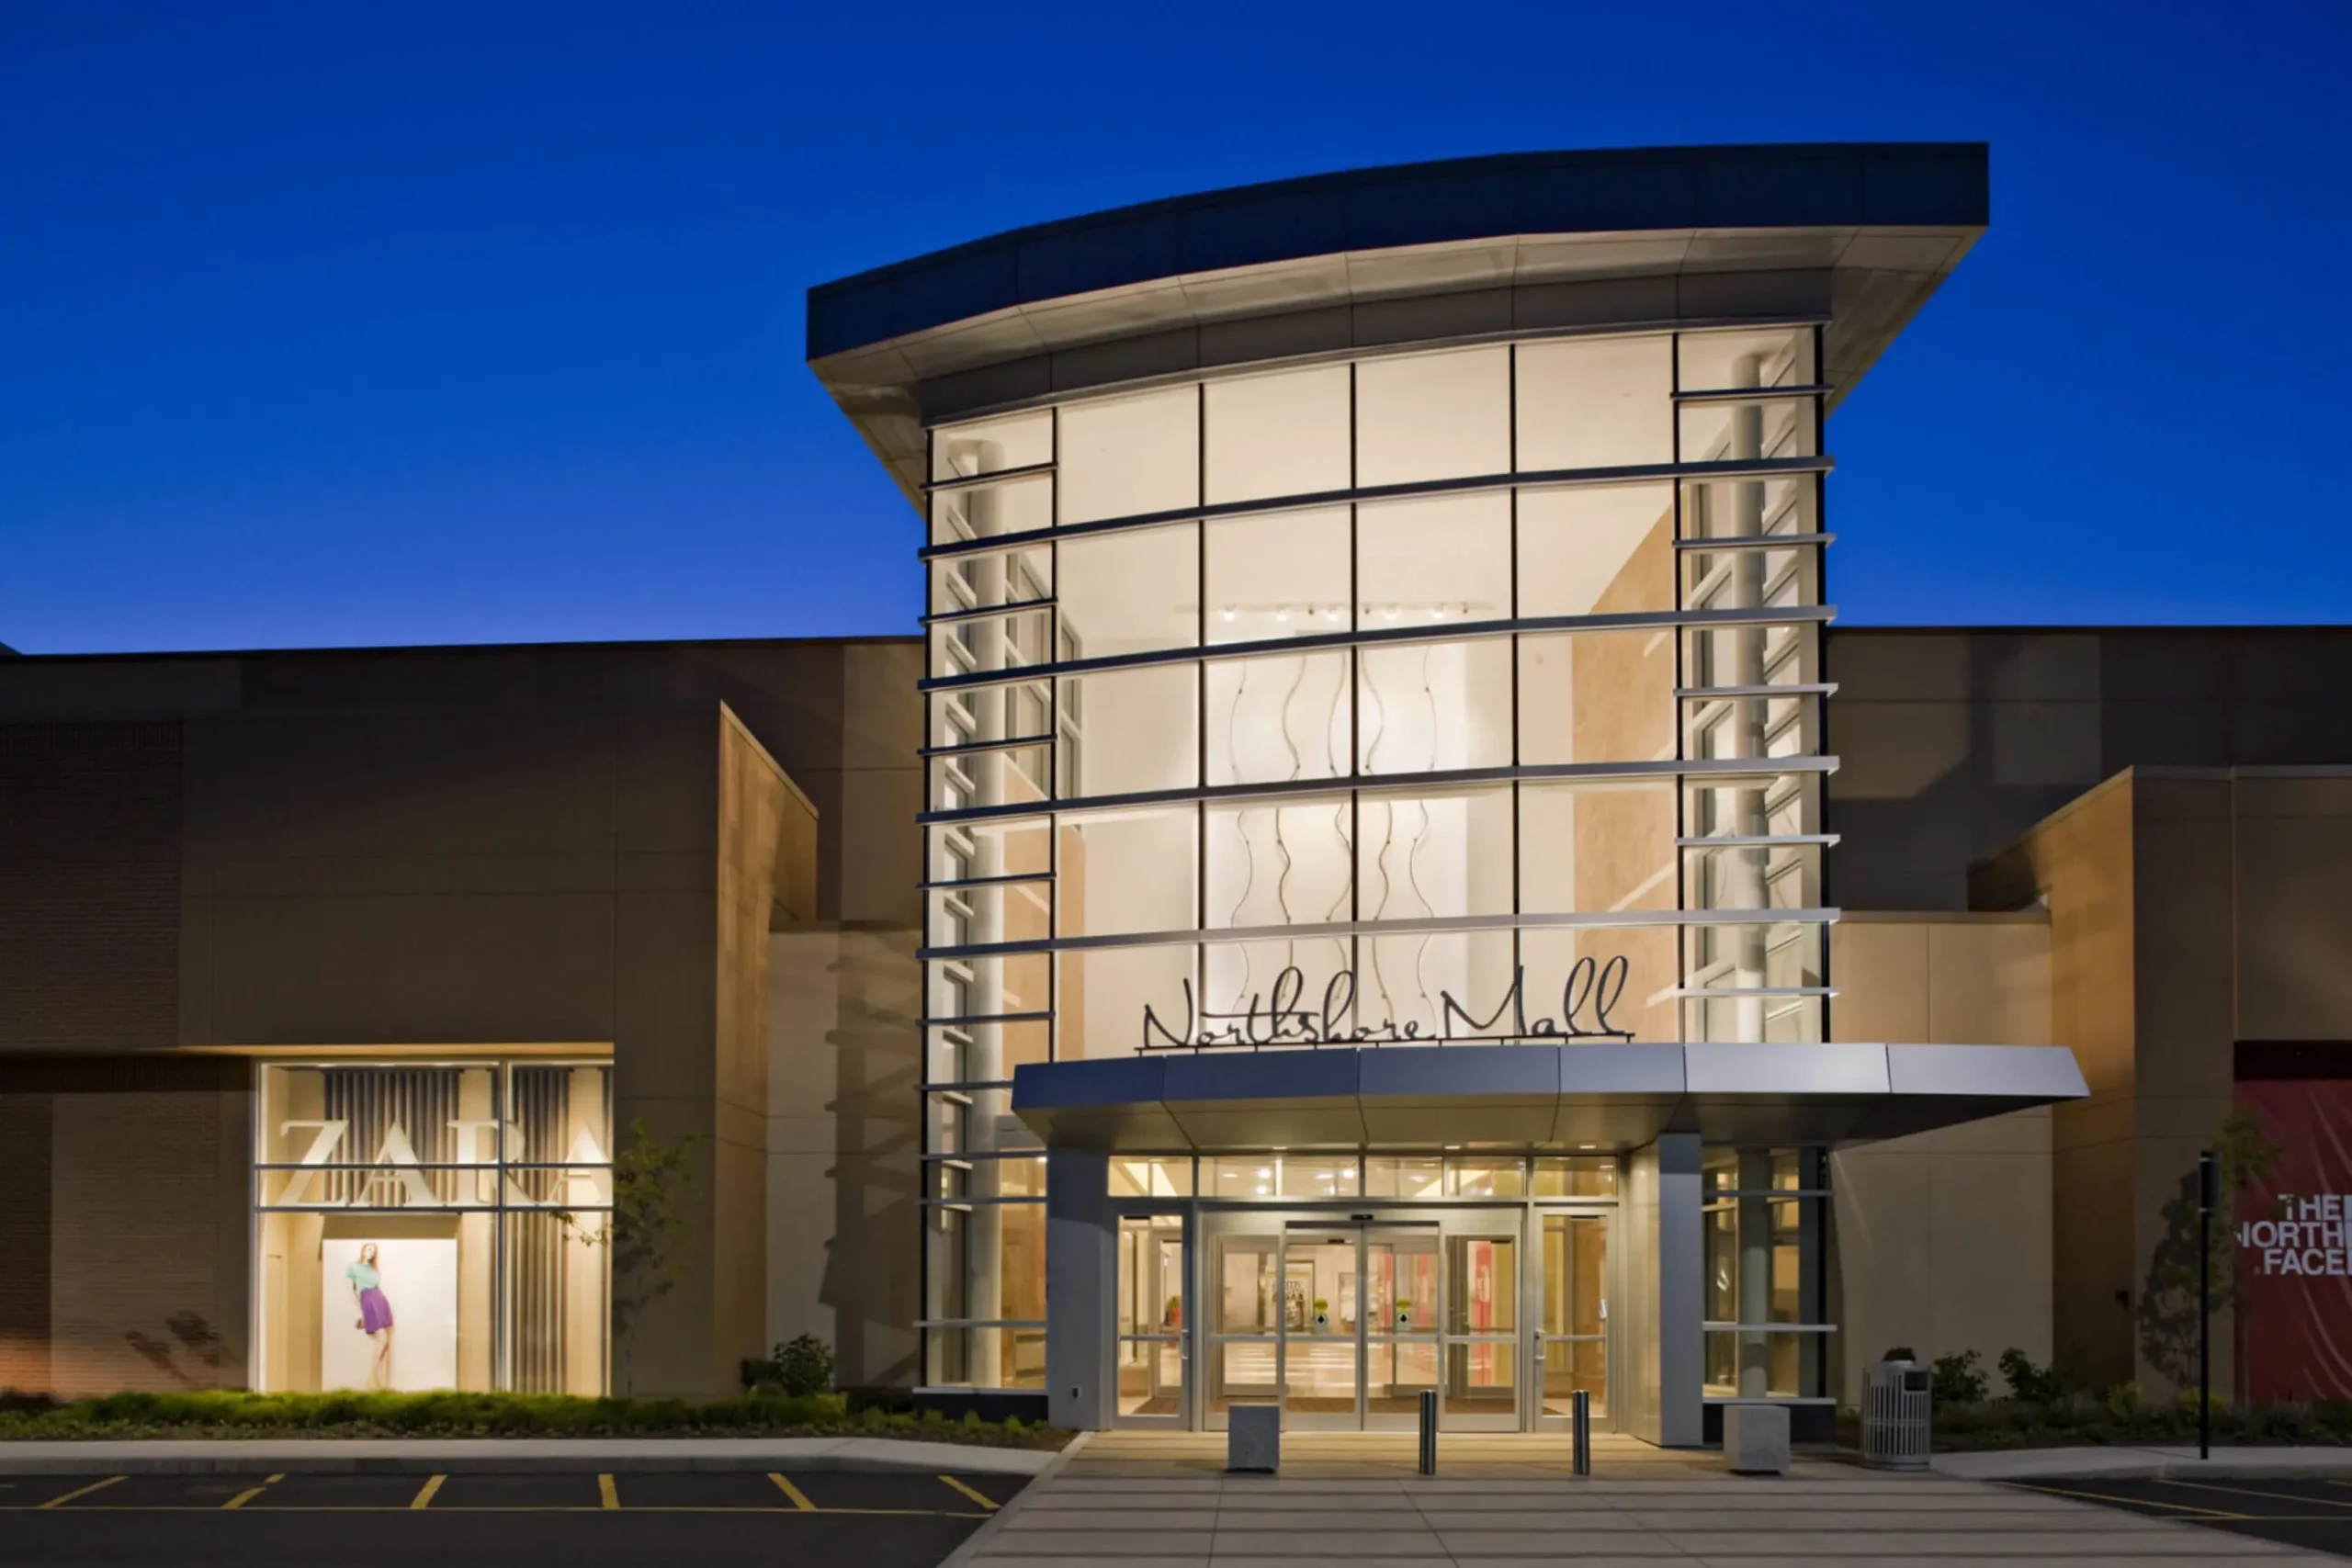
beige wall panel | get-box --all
[1925,921,2051,1046]
[1826,922,1928,1043]
[1830,915,2053,1397]
[1829,1145,1932,1398]
[765,928,921,1391]
[2233,776,2352,1041]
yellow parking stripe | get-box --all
[937,1475,998,1511]
[2160,1476,2352,1510]
[768,1472,816,1511]
[597,1473,619,1510]
[2003,1480,2245,1518]
[410,1474,445,1510]
[222,1474,285,1510]
[38,1476,125,1509]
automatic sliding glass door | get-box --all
[1114,1215,1186,1426]
[1279,1226,1363,1429]
[1443,1230,1519,1429]
[1536,1211,1610,1426]
[1364,1227,1439,1428]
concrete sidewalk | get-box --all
[0,1435,1062,1476]
[1935,1444,2352,1482]
[943,1431,2334,1565]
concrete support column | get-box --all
[1046,1148,1114,1431]
[1625,1133,1704,1446]
[1737,1147,1774,1397]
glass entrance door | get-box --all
[1536,1212,1610,1426]
[1279,1226,1363,1428]
[1114,1215,1186,1425]
[1443,1230,1520,1429]
[1364,1227,1439,1428]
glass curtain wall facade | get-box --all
[918,327,1832,1391]
[252,1060,614,1395]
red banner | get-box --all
[2235,1079,2352,1403]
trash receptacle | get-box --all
[1860,1352,1930,1470]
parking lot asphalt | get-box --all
[0,1467,1023,1568]
[2004,1473,2352,1559]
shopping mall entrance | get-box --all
[1114,1197,1612,1433]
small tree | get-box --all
[569,1118,697,1396]
[2138,1107,2282,1391]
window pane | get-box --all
[1061,806,1198,935]
[927,743,1049,817]
[1208,796,1351,931]
[1446,1159,1525,1199]
[1206,507,1349,644]
[1200,937,1353,1046]
[1516,334,1672,471]
[1360,640,1510,773]
[1682,473,1815,544]
[1356,346,1510,486]
[1357,786,1513,919]
[931,472,1051,546]
[933,409,1052,481]
[1532,1158,1618,1198]
[1110,1156,1194,1198]
[1205,650,1349,785]
[1516,632,1677,767]
[1517,778,1676,914]
[1059,663,1197,798]
[930,542,1051,616]
[1066,943,1198,1058]
[1205,364,1351,503]
[1682,621,1817,705]
[1058,385,1199,525]
[1058,522,1197,657]
[1677,327,1815,393]
[1517,926,1672,1043]
[1359,929,1521,1041]
[930,682,1052,757]
[1682,539,1821,615]
[1365,1156,1443,1199]
[1678,397,1815,464]
[929,606,1053,680]
[1356,492,1510,626]
[1517,483,1674,618]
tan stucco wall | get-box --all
[1828,914,2053,1399]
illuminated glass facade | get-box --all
[919,327,1834,1393]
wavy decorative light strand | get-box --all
[1406,642,1441,1032]
[1222,662,1257,1008]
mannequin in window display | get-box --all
[345,1242,397,1389]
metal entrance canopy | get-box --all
[1013,1041,2086,1152]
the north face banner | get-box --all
[2235,1077,2352,1403]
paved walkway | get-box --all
[0,1436,1058,1477]
[955,1431,2336,1564]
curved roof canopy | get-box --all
[807,142,1987,506]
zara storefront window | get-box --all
[919,328,1831,1389]
[252,1060,613,1395]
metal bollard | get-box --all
[1570,1389,1591,1476]
[1418,1388,1438,1475]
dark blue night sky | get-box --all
[5,0,2346,654]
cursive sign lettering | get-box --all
[1139,957,1632,1051]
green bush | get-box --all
[1998,1348,2062,1404]
[1931,1350,1987,1406]
[0,1390,1060,1448]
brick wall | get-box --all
[0,724,181,1051]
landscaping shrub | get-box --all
[1930,1350,1987,1406]
[1996,1347,2061,1404]
[0,1390,1061,1448]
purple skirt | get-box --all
[358,1286,393,1333]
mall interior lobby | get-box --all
[4,144,2351,1443]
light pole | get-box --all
[2199,1147,2217,1462]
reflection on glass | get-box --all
[930,473,1051,546]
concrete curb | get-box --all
[0,1435,1062,1477]
[932,1430,1094,1568]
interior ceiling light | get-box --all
[1221,607,1237,622]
